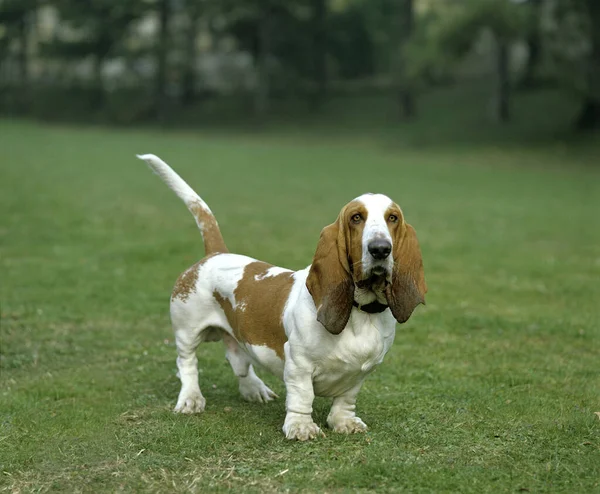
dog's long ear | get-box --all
[385,223,427,324]
[306,218,354,335]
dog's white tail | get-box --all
[137,154,228,255]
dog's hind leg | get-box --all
[222,332,278,403]
[173,324,206,414]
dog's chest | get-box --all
[312,312,395,396]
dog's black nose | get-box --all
[368,240,391,260]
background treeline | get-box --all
[0,0,598,130]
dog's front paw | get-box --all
[328,416,368,434]
[174,389,206,414]
[283,415,324,441]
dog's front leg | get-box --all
[282,345,323,441]
[327,380,368,434]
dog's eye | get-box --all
[351,214,362,223]
[388,214,398,223]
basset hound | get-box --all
[138,154,427,441]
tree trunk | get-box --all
[310,0,327,111]
[494,35,510,123]
[17,10,29,111]
[181,0,200,105]
[92,27,111,109]
[520,0,543,89]
[576,99,600,130]
[397,0,415,119]
[576,0,600,130]
[156,0,171,121]
[254,11,271,119]
[92,53,106,109]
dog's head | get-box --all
[306,193,427,334]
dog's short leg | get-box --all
[282,344,323,441]
[327,380,368,434]
[173,326,206,414]
[222,332,277,403]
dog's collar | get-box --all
[352,300,388,314]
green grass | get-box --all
[1,117,599,493]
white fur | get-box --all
[357,193,394,279]
[138,154,216,244]
[244,344,283,378]
[141,155,402,441]
[255,266,292,280]
[170,253,397,440]
[137,154,210,211]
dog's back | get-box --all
[170,252,293,376]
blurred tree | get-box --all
[576,0,600,129]
[224,1,276,118]
[432,0,528,122]
[227,1,331,116]
[155,0,171,120]
[361,0,396,75]
[1,0,596,133]
[328,4,375,79]
[547,0,600,129]
[396,0,415,119]
[316,0,378,105]
[520,0,544,88]
[181,0,202,104]
[44,0,145,102]
[255,3,275,119]
[0,0,38,107]
[310,0,327,109]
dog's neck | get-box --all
[353,274,388,306]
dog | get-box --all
[138,154,426,440]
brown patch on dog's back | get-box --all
[213,291,238,337]
[172,254,218,302]
[214,262,294,358]
[172,263,200,302]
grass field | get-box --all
[1,117,599,493]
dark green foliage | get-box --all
[328,6,376,79]
[539,0,600,127]
[42,0,146,62]
[0,0,36,24]
[427,0,529,63]
[1,0,600,130]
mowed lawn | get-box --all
[1,119,599,492]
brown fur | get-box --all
[213,292,237,334]
[384,222,427,323]
[172,262,201,302]
[172,255,216,302]
[342,201,367,280]
[190,201,228,255]
[214,262,294,358]
[306,202,366,335]
[307,200,426,333]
